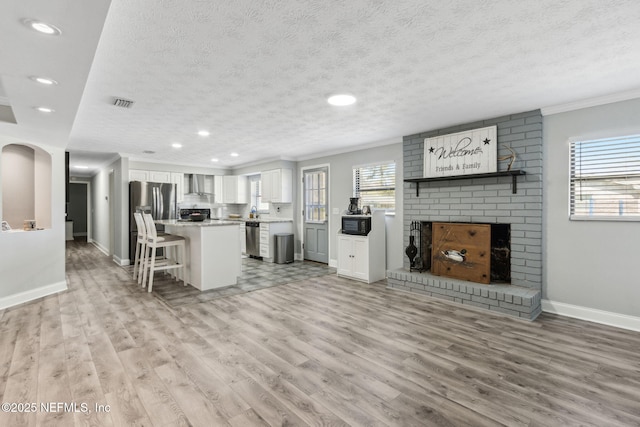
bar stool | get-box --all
[132,212,147,283]
[140,213,188,292]
[133,212,168,286]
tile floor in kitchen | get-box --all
[129,256,336,308]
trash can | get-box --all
[274,233,294,264]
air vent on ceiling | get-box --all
[112,97,134,108]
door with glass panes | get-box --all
[303,167,328,263]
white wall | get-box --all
[298,142,404,270]
[0,140,66,308]
[544,98,640,318]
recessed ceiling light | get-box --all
[24,19,61,35]
[198,130,210,137]
[230,152,239,157]
[327,94,357,106]
[211,158,219,162]
[172,143,182,148]
[30,76,58,85]
[35,106,54,113]
[75,165,89,169]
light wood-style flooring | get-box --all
[1,241,639,426]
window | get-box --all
[570,135,640,220]
[304,168,327,222]
[249,175,269,212]
[353,162,395,212]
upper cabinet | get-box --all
[129,169,149,182]
[223,175,248,204]
[261,168,292,203]
[170,172,184,204]
[214,176,224,204]
[149,171,171,183]
[129,169,171,183]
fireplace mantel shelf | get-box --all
[405,170,526,196]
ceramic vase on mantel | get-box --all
[405,235,418,267]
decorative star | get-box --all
[429,147,435,153]
[483,138,491,145]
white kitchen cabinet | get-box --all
[203,175,215,195]
[336,210,386,283]
[171,172,184,204]
[129,169,149,181]
[214,176,224,204]
[258,221,293,262]
[240,225,246,254]
[338,235,367,281]
[261,168,292,203]
[129,169,171,183]
[223,175,248,204]
[149,171,171,183]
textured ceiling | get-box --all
[3,1,640,172]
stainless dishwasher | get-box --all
[245,221,261,257]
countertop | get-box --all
[155,219,242,227]
[220,217,293,223]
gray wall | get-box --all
[544,98,640,317]
[403,110,543,290]
[298,142,404,269]
[91,156,129,264]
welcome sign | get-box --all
[424,126,497,178]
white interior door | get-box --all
[303,167,328,263]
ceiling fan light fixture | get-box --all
[24,19,61,35]
[327,94,356,106]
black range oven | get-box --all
[179,208,211,221]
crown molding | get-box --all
[541,88,640,116]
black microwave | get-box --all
[341,216,372,236]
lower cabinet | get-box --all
[337,235,370,281]
[336,212,386,283]
[258,222,293,262]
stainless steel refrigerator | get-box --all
[129,181,177,259]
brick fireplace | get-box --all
[387,110,543,320]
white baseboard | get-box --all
[0,281,67,311]
[114,256,130,266]
[542,299,640,332]
[329,259,337,268]
[92,241,109,256]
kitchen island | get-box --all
[155,219,241,291]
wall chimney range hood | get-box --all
[186,174,212,195]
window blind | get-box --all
[570,135,640,220]
[353,162,395,211]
